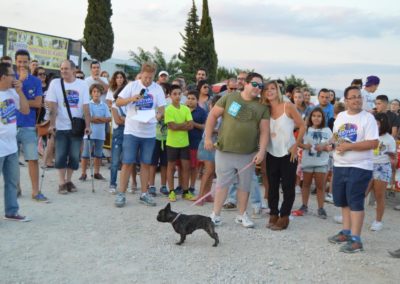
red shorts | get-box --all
[190,149,200,168]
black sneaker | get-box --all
[340,239,364,253]
[174,186,183,195]
[318,208,327,219]
[188,187,195,194]
[4,214,31,222]
[298,204,308,214]
[328,231,351,244]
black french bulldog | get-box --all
[157,203,219,247]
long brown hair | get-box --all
[109,71,127,92]
[260,80,284,106]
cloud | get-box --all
[211,2,400,38]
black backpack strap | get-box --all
[61,78,73,123]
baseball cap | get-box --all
[365,75,380,87]
[158,71,169,77]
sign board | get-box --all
[6,28,69,70]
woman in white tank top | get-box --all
[261,81,306,230]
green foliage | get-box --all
[283,74,311,90]
[216,67,237,82]
[178,0,201,84]
[129,47,182,80]
[198,0,218,84]
[83,0,114,62]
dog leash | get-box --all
[171,161,255,223]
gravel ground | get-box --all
[1,163,400,283]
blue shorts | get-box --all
[373,162,392,183]
[122,134,155,165]
[55,130,83,170]
[302,165,328,173]
[332,166,372,211]
[17,127,38,161]
[82,138,104,159]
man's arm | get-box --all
[167,121,193,131]
[336,139,379,153]
[253,119,269,164]
[204,105,224,150]
[28,95,42,109]
[83,104,91,135]
[47,101,57,135]
[14,80,29,114]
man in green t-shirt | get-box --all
[204,72,270,228]
[164,85,194,202]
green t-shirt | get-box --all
[165,104,193,148]
[216,92,270,154]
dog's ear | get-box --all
[165,203,171,211]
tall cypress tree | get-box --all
[198,0,218,83]
[83,0,114,62]
[178,0,200,84]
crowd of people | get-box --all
[1,49,400,257]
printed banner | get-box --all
[6,28,69,70]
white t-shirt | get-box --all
[106,89,114,102]
[373,133,396,164]
[0,89,20,157]
[118,80,166,138]
[361,89,375,111]
[333,110,379,170]
[46,78,90,131]
[301,127,333,168]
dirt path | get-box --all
[1,164,400,283]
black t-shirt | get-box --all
[385,111,400,134]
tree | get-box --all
[282,74,314,95]
[83,0,114,62]
[129,47,182,79]
[198,0,218,84]
[216,67,237,82]
[178,0,201,84]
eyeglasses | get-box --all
[250,81,264,89]
[346,96,362,100]
[38,73,46,76]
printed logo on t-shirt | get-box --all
[0,99,17,125]
[337,123,358,143]
[227,101,241,117]
[136,92,154,110]
[373,141,387,156]
[308,130,330,157]
[66,90,80,108]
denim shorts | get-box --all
[302,165,328,173]
[197,138,215,162]
[332,166,372,211]
[373,162,392,183]
[122,134,155,165]
[82,138,104,159]
[17,127,38,161]
[55,130,83,170]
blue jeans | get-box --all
[122,134,155,165]
[55,130,83,170]
[110,126,124,187]
[0,152,20,215]
[82,138,104,158]
[225,173,266,209]
[17,127,39,161]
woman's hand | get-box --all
[289,144,298,162]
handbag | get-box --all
[35,104,50,137]
[61,79,86,138]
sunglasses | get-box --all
[76,76,84,79]
[250,81,264,89]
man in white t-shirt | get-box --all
[46,60,91,194]
[328,86,379,253]
[85,61,109,102]
[0,62,31,221]
[114,62,166,208]
[361,75,380,111]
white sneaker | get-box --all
[210,212,222,226]
[325,193,334,204]
[394,204,400,211]
[333,215,343,224]
[108,185,116,194]
[295,185,301,194]
[235,212,255,228]
[370,220,383,231]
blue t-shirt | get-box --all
[16,74,42,127]
[188,105,207,149]
[89,100,111,140]
[317,103,334,126]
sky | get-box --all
[2,0,399,97]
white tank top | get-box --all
[268,103,296,157]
